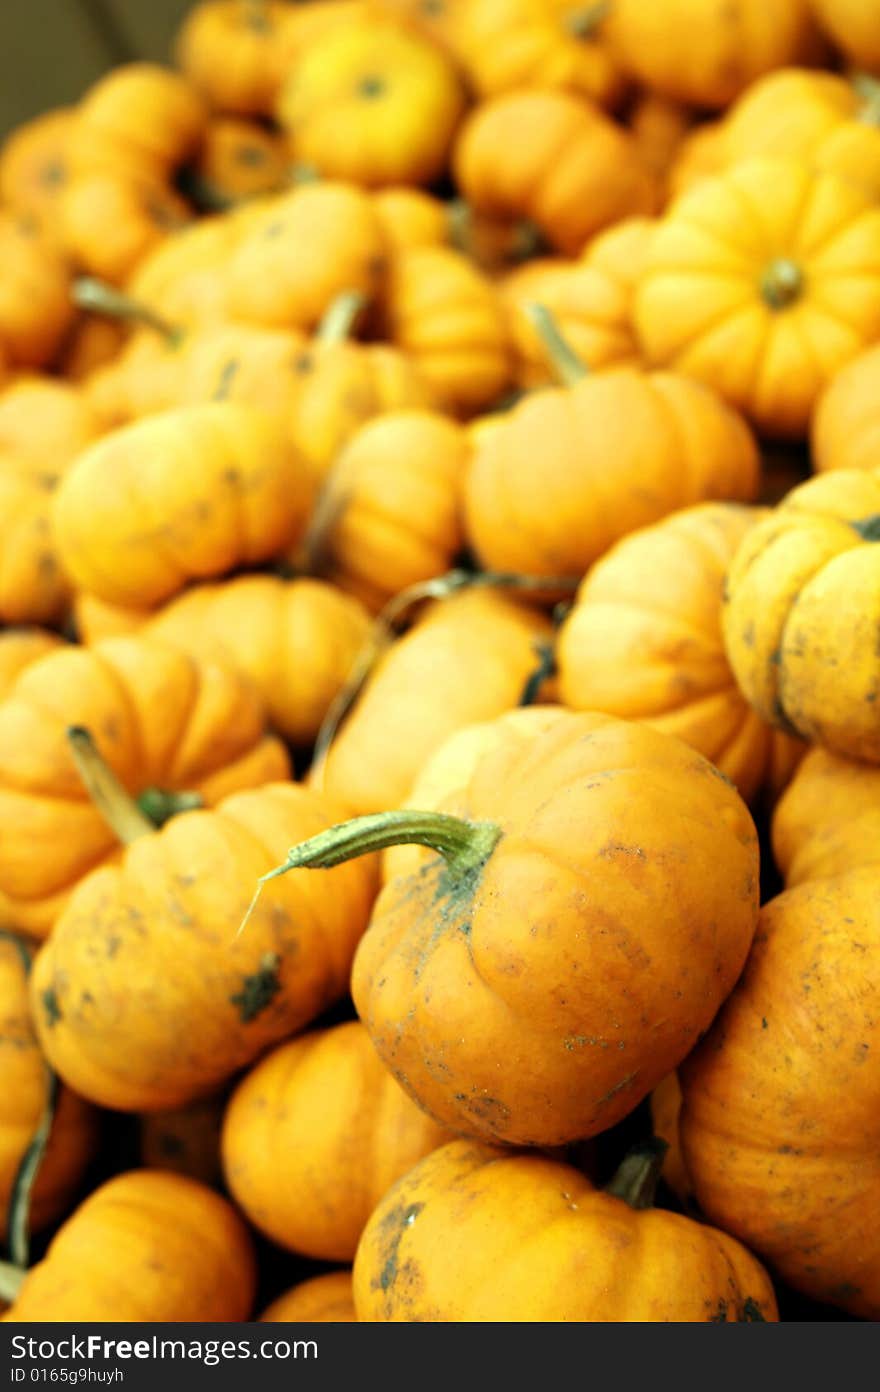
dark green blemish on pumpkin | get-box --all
[851,513,880,542]
[213,358,240,401]
[375,1201,424,1294]
[358,75,387,99]
[230,952,281,1023]
[42,989,62,1026]
[739,1297,766,1322]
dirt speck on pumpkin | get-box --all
[230,952,282,1023]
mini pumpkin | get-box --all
[0,629,63,700]
[277,18,466,187]
[1,1169,256,1321]
[772,745,880,889]
[259,1271,356,1323]
[812,342,880,476]
[628,93,693,197]
[190,117,291,206]
[453,89,656,258]
[0,635,289,937]
[371,186,449,254]
[0,107,75,239]
[52,402,313,610]
[31,770,377,1111]
[272,709,760,1146]
[722,469,880,764]
[680,869,880,1320]
[353,1138,777,1320]
[557,502,804,804]
[0,216,74,369]
[223,1020,448,1261]
[635,158,880,438]
[175,0,302,117]
[809,0,880,72]
[59,172,192,286]
[66,63,207,186]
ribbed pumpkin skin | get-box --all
[680,871,880,1320]
[0,935,99,1243]
[772,746,880,888]
[464,369,760,577]
[175,0,301,117]
[352,711,759,1147]
[809,0,880,71]
[353,1140,778,1321]
[223,1021,448,1261]
[259,1271,356,1323]
[0,636,289,938]
[2,1170,257,1322]
[52,403,313,610]
[0,107,75,238]
[812,343,880,476]
[722,470,880,763]
[315,589,553,816]
[556,502,804,803]
[0,216,74,370]
[31,784,379,1112]
[0,629,63,700]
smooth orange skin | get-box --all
[60,171,192,286]
[67,63,207,186]
[315,589,553,815]
[0,107,75,236]
[454,0,626,108]
[175,0,304,117]
[126,210,254,328]
[465,368,759,577]
[0,628,63,700]
[812,342,880,475]
[667,120,727,199]
[195,118,290,203]
[0,935,99,1243]
[772,745,880,888]
[0,217,74,369]
[629,94,693,196]
[809,0,880,70]
[77,575,372,749]
[604,0,823,109]
[649,1072,693,1209]
[372,187,448,254]
[2,1170,257,1322]
[139,1093,226,1189]
[352,710,759,1147]
[223,1020,449,1261]
[260,1271,356,1323]
[366,0,466,55]
[31,783,378,1112]
[310,409,468,611]
[53,403,313,610]
[60,315,129,384]
[636,159,880,438]
[722,470,880,763]
[380,244,511,416]
[454,89,657,258]
[681,870,880,1319]
[0,636,289,938]
[226,183,389,332]
[353,1140,778,1321]
[277,19,466,188]
[557,502,804,804]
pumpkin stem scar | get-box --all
[357,75,386,99]
[243,0,270,32]
[315,289,368,346]
[66,726,155,845]
[137,787,204,827]
[759,258,804,311]
[850,513,880,541]
[70,276,183,346]
[565,0,611,38]
[0,1259,25,1302]
[605,1138,668,1210]
[523,302,589,386]
[853,72,880,125]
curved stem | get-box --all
[759,258,803,311]
[518,642,556,707]
[0,1259,24,1303]
[605,1139,668,1210]
[8,1070,58,1269]
[523,303,588,386]
[315,290,367,346]
[137,787,204,827]
[67,727,155,846]
[71,277,183,346]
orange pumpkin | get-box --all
[273,709,762,1145]
[628,93,693,197]
[372,186,449,253]
[67,63,207,186]
[314,586,553,815]
[223,1020,448,1260]
[635,159,880,438]
[260,1271,356,1322]
[139,1093,226,1188]
[667,119,727,199]
[680,870,880,1319]
[465,309,759,577]
[0,216,74,369]
[1,1170,256,1321]
[809,0,880,72]
[277,18,466,188]
[379,245,512,415]
[0,107,75,238]
[366,0,466,56]
[304,409,469,611]
[52,403,313,610]
[772,745,880,889]
[353,1138,777,1320]
[191,117,291,206]
[31,775,377,1111]
[557,503,804,803]
[649,1072,694,1209]
[454,0,626,108]
[0,629,63,700]
[812,342,880,475]
[59,173,192,286]
[175,0,302,117]
[0,934,99,1246]
[454,89,656,257]
[226,182,389,332]
[603,0,824,109]
[60,314,129,384]
[0,636,289,937]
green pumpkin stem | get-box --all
[71,276,183,346]
[759,258,804,311]
[66,726,156,845]
[239,811,501,938]
[0,1259,24,1302]
[605,1138,669,1210]
[7,1071,59,1269]
[853,72,880,125]
[315,290,367,346]
[518,641,557,707]
[137,787,204,826]
[524,302,588,387]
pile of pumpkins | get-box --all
[1,0,880,1324]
